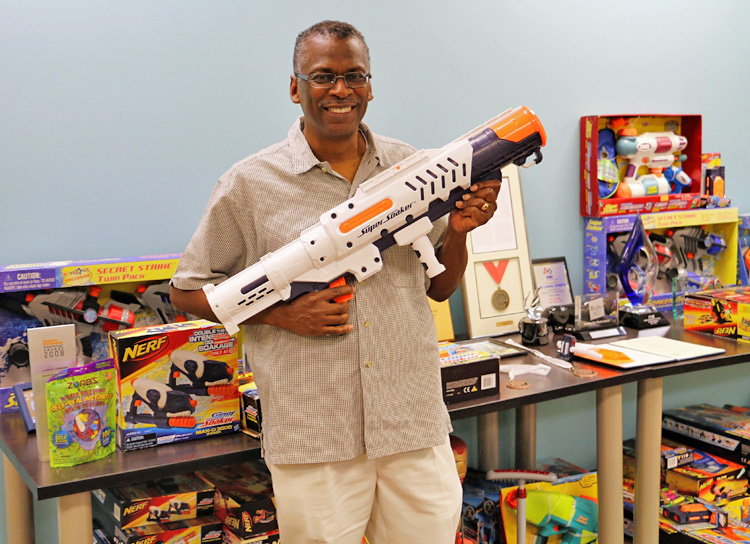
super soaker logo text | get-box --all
[358,202,415,238]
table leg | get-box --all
[477,411,500,472]
[596,386,624,544]
[57,492,92,544]
[3,453,33,544]
[515,403,537,470]
[634,377,663,544]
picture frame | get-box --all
[531,256,575,309]
[461,165,535,337]
[13,382,36,433]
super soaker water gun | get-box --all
[614,131,689,198]
[203,106,547,335]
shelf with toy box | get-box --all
[737,213,750,285]
[580,114,703,217]
[0,254,188,414]
[583,208,738,316]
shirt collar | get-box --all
[288,116,382,175]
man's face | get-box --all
[290,34,373,146]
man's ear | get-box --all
[290,75,301,104]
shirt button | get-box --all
[365,361,373,368]
[321,167,328,173]
[364,320,371,328]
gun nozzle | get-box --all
[490,106,547,147]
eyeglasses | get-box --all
[294,71,372,89]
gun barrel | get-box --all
[203,106,546,335]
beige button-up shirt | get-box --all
[172,118,453,464]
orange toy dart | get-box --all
[204,107,547,334]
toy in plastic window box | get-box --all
[580,115,703,217]
[109,320,240,451]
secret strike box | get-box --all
[91,473,216,529]
[109,320,240,451]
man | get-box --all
[170,20,501,544]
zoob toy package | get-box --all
[109,320,240,451]
[46,358,117,468]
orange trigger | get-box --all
[330,277,354,303]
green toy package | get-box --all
[46,358,116,468]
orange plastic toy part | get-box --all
[489,106,547,147]
[330,276,354,303]
[339,198,393,234]
[169,416,197,428]
[206,384,238,398]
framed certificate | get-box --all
[461,165,535,337]
[532,257,575,308]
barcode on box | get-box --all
[481,373,496,390]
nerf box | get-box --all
[583,208,738,310]
[684,286,750,343]
[580,114,703,217]
[91,473,216,529]
[438,342,499,404]
[662,403,750,466]
[109,320,240,451]
[196,459,277,539]
[0,254,186,413]
[622,438,695,481]
[222,527,280,544]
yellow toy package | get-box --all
[109,320,239,451]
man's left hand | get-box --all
[450,179,502,234]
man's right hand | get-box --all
[261,285,355,336]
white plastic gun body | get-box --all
[204,106,547,335]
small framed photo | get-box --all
[13,382,36,433]
[532,257,574,309]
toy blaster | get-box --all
[0,286,137,361]
[168,350,236,398]
[125,377,198,428]
[615,131,689,198]
[505,489,598,544]
[203,106,546,335]
[111,280,195,325]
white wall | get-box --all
[2,1,750,542]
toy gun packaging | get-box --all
[108,320,239,451]
[203,106,547,335]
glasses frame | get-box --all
[294,71,372,89]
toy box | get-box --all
[222,527,280,544]
[580,114,703,217]
[738,214,750,286]
[113,516,223,544]
[622,438,694,481]
[0,254,187,413]
[684,286,750,343]
[109,320,240,451]
[499,472,598,544]
[583,208,738,315]
[663,403,750,466]
[91,473,216,529]
[238,373,261,438]
[196,459,277,539]
[439,342,500,404]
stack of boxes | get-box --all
[91,473,223,544]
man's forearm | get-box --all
[427,227,468,302]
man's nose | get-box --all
[329,78,352,97]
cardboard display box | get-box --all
[583,208,738,315]
[580,114,703,217]
[439,342,499,405]
[684,286,750,344]
[0,254,184,413]
[91,473,216,529]
[109,320,240,451]
[196,459,277,540]
[663,404,750,465]
[222,527,280,544]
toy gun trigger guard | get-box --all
[518,149,543,169]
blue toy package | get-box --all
[45,358,117,468]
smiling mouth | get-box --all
[327,106,353,114]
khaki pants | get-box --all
[266,437,462,544]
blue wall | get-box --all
[2,1,750,542]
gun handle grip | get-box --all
[330,277,354,303]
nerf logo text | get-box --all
[123,337,169,362]
[715,326,736,336]
[123,502,148,516]
[135,537,159,544]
